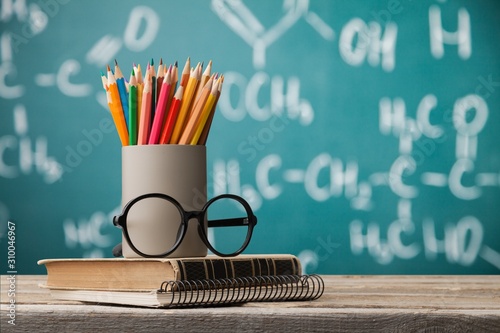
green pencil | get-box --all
[128,70,138,145]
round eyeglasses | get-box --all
[113,193,258,258]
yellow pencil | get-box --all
[190,81,218,145]
[178,78,213,144]
[170,63,201,143]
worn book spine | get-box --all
[172,256,301,281]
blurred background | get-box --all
[1,0,499,274]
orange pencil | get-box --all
[159,86,183,144]
[178,78,213,144]
[198,75,223,145]
[106,65,129,146]
[195,60,211,101]
[170,63,201,143]
[149,66,172,144]
[137,71,152,145]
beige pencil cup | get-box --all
[121,145,208,258]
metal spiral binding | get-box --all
[158,274,324,308]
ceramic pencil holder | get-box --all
[121,145,207,258]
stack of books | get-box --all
[38,254,324,308]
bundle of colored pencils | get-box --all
[101,58,223,146]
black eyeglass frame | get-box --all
[113,193,257,258]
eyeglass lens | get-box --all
[126,196,184,256]
[206,196,251,255]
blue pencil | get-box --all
[114,59,129,127]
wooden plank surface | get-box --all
[1,275,500,332]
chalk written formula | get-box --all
[0,1,499,274]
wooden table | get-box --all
[1,275,499,332]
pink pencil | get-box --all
[137,70,152,145]
[149,66,172,144]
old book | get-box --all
[38,254,301,291]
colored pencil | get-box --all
[198,75,223,145]
[114,60,129,127]
[159,85,183,144]
[134,63,143,123]
[149,66,172,144]
[101,72,114,126]
[195,60,212,101]
[128,70,138,145]
[166,61,178,112]
[106,65,129,146]
[170,63,201,143]
[179,78,213,145]
[156,58,164,102]
[149,59,156,128]
[137,71,152,145]
[190,80,219,145]
[180,57,190,88]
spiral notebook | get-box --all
[45,274,324,308]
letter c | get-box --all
[256,154,282,200]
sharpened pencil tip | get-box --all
[107,64,110,71]
[114,59,118,66]
[174,60,178,67]
[150,58,154,65]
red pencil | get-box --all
[159,85,183,144]
[149,66,172,144]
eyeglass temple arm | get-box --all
[207,216,257,228]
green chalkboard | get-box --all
[1,0,499,274]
